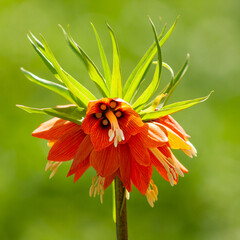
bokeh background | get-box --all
[1,0,239,239]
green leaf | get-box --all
[140,91,213,121]
[21,68,81,105]
[133,18,162,111]
[123,17,179,102]
[107,23,122,98]
[91,23,112,89]
[112,181,116,223]
[28,33,96,107]
[59,25,110,97]
[17,104,86,125]
[163,54,190,105]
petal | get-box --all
[140,123,168,148]
[127,134,150,166]
[73,157,91,182]
[157,115,190,140]
[119,144,132,192]
[68,135,93,176]
[32,117,76,140]
[131,160,153,195]
[81,114,99,134]
[90,120,112,151]
[155,123,192,150]
[118,110,144,135]
[104,172,117,190]
[48,126,86,161]
[86,98,110,115]
[90,145,119,177]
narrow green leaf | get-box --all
[133,18,162,111]
[17,104,86,125]
[112,181,116,223]
[140,91,213,121]
[91,23,112,89]
[124,17,179,102]
[59,25,110,97]
[21,68,81,105]
[107,23,122,98]
[163,54,190,105]
[33,33,95,107]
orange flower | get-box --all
[32,98,196,206]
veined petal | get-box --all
[131,160,153,195]
[48,126,86,161]
[68,135,93,176]
[90,119,112,151]
[140,123,168,148]
[128,134,150,166]
[156,115,189,140]
[155,122,191,150]
[104,172,117,190]
[73,158,91,182]
[119,144,131,191]
[90,145,119,177]
[32,117,76,140]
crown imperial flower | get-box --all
[18,18,211,208]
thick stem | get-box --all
[115,176,128,240]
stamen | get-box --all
[145,180,158,207]
[110,100,118,109]
[115,110,122,118]
[95,112,103,119]
[126,189,130,200]
[89,175,105,204]
[99,103,107,111]
[102,118,109,126]
[45,160,62,179]
[106,111,125,147]
[150,148,177,186]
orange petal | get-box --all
[157,115,190,140]
[68,135,93,176]
[127,134,150,166]
[47,127,86,161]
[119,144,132,192]
[104,172,117,190]
[90,120,112,151]
[140,123,168,148]
[90,145,119,177]
[86,98,111,115]
[73,157,90,182]
[118,111,144,136]
[81,114,99,134]
[131,160,153,195]
[32,117,76,140]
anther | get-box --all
[102,118,109,126]
[95,112,103,119]
[99,103,107,111]
[115,110,122,118]
[110,100,118,109]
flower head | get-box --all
[18,18,211,206]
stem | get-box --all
[115,176,128,240]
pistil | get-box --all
[106,111,125,147]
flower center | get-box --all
[106,110,125,147]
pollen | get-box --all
[106,110,125,147]
[146,179,158,207]
[102,118,109,126]
[45,160,62,179]
[89,175,105,204]
[110,100,118,109]
[99,103,107,111]
[95,112,103,119]
[115,110,122,118]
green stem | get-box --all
[115,176,128,240]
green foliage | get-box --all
[16,105,86,125]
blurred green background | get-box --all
[1,0,239,239]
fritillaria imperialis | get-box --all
[18,17,211,240]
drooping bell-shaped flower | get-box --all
[18,18,211,206]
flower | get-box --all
[18,18,211,206]
[32,98,196,206]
